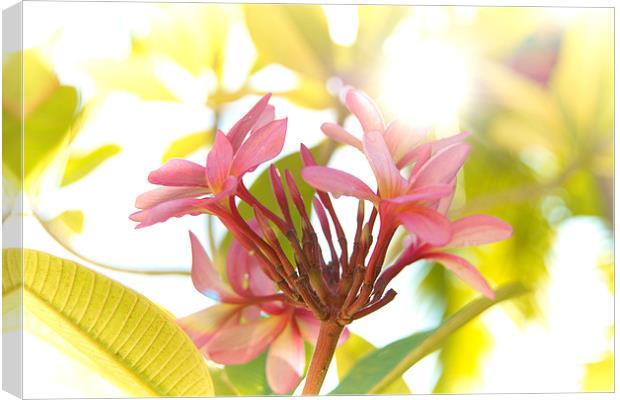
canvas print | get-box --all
[2,2,614,398]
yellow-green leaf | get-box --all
[87,55,177,101]
[279,76,333,110]
[3,50,59,118]
[331,283,527,395]
[61,144,122,187]
[3,51,80,186]
[2,248,213,396]
[161,130,213,163]
[48,210,85,234]
[244,4,331,82]
[336,333,410,394]
[136,4,233,78]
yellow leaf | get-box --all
[3,248,214,396]
[61,144,122,187]
[87,55,177,101]
[48,210,85,234]
[244,4,331,82]
[161,130,213,163]
[279,76,333,110]
[137,4,233,77]
[583,351,614,392]
[3,49,59,118]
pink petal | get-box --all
[177,304,240,350]
[399,132,470,169]
[412,143,471,188]
[435,178,456,215]
[345,89,384,133]
[130,197,206,228]
[363,130,406,199]
[384,120,428,166]
[226,237,275,298]
[227,93,272,151]
[148,159,207,187]
[387,184,454,206]
[294,308,321,344]
[431,131,471,153]
[231,118,287,176]
[301,166,378,203]
[189,231,239,301]
[398,206,451,246]
[294,309,349,347]
[205,315,287,364]
[254,104,275,131]
[446,215,513,248]
[423,252,495,299]
[135,186,210,209]
[320,122,363,151]
[206,131,234,192]
[266,321,305,394]
[338,327,350,346]
[406,144,432,181]
[299,144,316,167]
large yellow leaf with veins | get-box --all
[3,248,213,397]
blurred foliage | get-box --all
[244,4,406,107]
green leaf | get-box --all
[2,248,213,396]
[23,85,79,182]
[208,366,241,396]
[61,144,122,187]
[237,140,335,220]
[331,283,528,395]
[223,351,273,395]
[220,140,336,262]
[161,130,213,163]
[336,333,410,394]
[244,5,331,82]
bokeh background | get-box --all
[3,3,613,397]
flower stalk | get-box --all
[302,320,345,395]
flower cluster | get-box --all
[132,89,511,394]
[178,230,347,394]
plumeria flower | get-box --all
[301,129,465,246]
[377,215,513,299]
[178,232,348,394]
[321,88,469,169]
[130,94,287,228]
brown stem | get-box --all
[302,320,344,395]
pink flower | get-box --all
[377,215,513,299]
[301,129,464,246]
[178,232,348,394]
[321,88,469,168]
[130,94,287,228]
